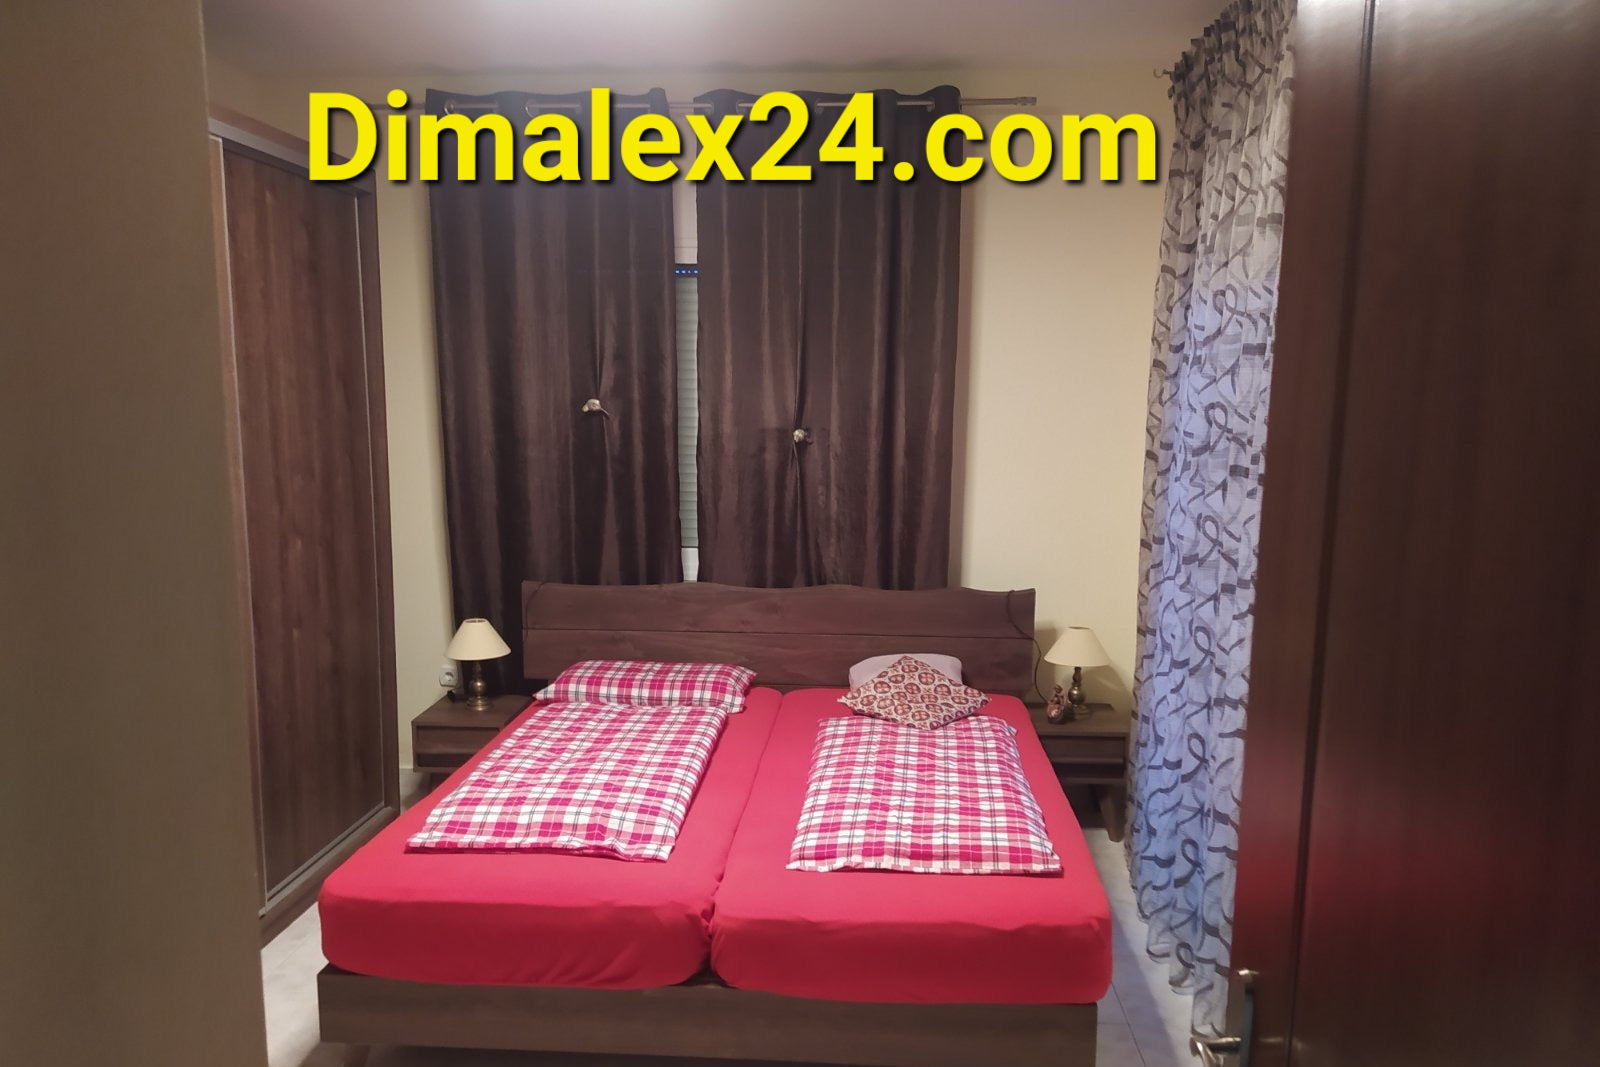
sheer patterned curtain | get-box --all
[1129,0,1295,1035]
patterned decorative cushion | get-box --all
[838,654,989,729]
[535,659,755,710]
[847,653,963,690]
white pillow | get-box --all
[848,654,963,690]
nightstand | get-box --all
[1028,702,1131,842]
[411,693,531,789]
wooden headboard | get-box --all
[522,582,1037,696]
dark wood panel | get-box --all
[1284,1,1600,1063]
[521,582,1038,696]
[221,143,390,894]
[525,630,1034,694]
[1040,736,1125,763]
[1228,0,1374,1059]
[411,694,532,729]
[411,695,528,783]
[319,967,1096,1067]
[1028,703,1127,739]
[524,581,1034,639]
[413,727,511,753]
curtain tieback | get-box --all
[580,398,611,418]
[792,428,812,445]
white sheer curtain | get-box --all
[1129,0,1296,1037]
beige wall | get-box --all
[1,4,267,1064]
[204,59,1166,760]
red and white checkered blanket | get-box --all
[788,715,1062,875]
[406,702,730,861]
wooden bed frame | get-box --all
[318,582,1099,1066]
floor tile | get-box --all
[1098,982,1128,1026]
[1095,1023,1147,1067]
[1082,830,1195,1066]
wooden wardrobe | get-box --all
[1223,0,1599,1063]
[208,109,399,940]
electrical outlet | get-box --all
[439,662,460,689]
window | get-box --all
[674,265,699,580]
[672,171,699,581]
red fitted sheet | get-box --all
[710,689,1112,1004]
[319,688,780,988]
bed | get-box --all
[319,688,781,989]
[319,581,1105,1067]
[712,687,1111,1006]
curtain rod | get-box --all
[370,95,1038,114]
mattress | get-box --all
[319,687,781,988]
[709,688,1112,1004]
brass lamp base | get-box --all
[1065,665,1088,718]
[465,661,492,712]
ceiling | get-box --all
[203,0,1220,76]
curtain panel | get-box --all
[1129,0,1296,1035]
[694,86,962,589]
[427,89,682,690]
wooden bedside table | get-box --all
[1028,702,1131,842]
[411,693,531,789]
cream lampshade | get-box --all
[1044,627,1109,720]
[446,618,511,712]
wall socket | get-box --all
[438,662,460,689]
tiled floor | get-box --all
[262,829,1192,1067]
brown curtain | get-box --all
[427,89,681,689]
[694,86,962,588]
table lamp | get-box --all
[1044,626,1109,721]
[446,618,511,712]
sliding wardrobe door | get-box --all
[211,117,398,937]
